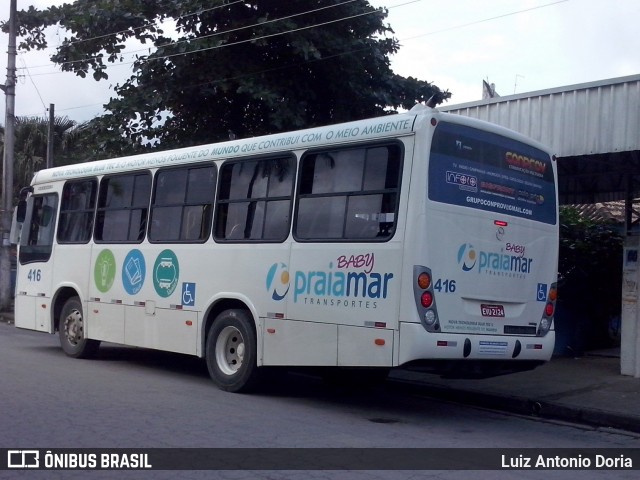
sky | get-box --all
[0,0,639,124]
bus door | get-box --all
[15,193,58,332]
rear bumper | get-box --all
[398,321,554,372]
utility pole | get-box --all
[47,103,54,168]
[1,0,18,312]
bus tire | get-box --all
[206,309,260,393]
[58,297,100,359]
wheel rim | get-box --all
[63,308,84,346]
[215,326,245,376]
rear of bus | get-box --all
[399,108,558,377]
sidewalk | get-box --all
[0,310,13,325]
[389,348,640,434]
[2,309,639,433]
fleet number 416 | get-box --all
[434,278,456,293]
[27,269,42,282]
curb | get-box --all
[387,377,640,434]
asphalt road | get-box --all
[1,322,638,480]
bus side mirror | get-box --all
[15,186,33,223]
[10,206,23,245]
[16,200,27,223]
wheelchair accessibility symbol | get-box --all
[537,283,548,302]
[182,282,196,307]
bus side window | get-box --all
[215,157,294,242]
[295,144,402,241]
[149,165,215,243]
[95,172,151,243]
[58,179,97,244]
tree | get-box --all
[557,206,623,352]
[11,0,450,148]
[63,115,143,161]
[0,116,90,200]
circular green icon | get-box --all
[94,249,116,293]
[153,249,179,298]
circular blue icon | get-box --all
[122,249,146,295]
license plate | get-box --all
[481,304,505,317]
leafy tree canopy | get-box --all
[9,0,450,148]
[1,116,90,200]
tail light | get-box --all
[421,291,433,308]
[544,302,554,317]
[417,272,431,289]
[413,266,439,331]
[538,283,557,336]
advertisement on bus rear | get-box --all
[428,122,556,225]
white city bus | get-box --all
[12,104,558,392]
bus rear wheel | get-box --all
[205,309,260,393]
[58,297,100,359]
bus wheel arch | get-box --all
[52,287,81,333]
[201,298,258,356]
[57,295,100,359]
[204,304,261,393]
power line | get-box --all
[400,0,569,41]
[15,1,397,115]
[119,0,361,59]
[18,57,47,113]
[44,0,246,51]
[23,42,374,118]
[21,0,565,79]
[126,4,392,67]
[21,0,363,71]
[15,0,567,117]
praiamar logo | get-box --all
[457,243,533,277]
[457,243,477,271]
[266,263,290,301]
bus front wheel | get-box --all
[205,309,260,393]
[58,297,100,359]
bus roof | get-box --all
[32,110,422,184]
